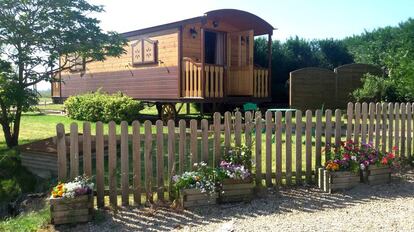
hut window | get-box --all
[132,39,157,65]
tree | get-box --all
[0,0,126,148]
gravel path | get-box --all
[53,169,414,232]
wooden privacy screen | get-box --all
[56,102,413,207]
[289,64,383,110]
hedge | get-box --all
[64,91,144,123]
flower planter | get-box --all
[362,165,391,185]
[318,168,360,193]
[50,194,94,225]
[179,189,218,208]
[219,178,254,203]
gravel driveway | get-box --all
[53,169,414,232]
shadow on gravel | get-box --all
[54,170,414,232]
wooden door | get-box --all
[227,30,254,96]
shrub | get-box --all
[64,91,144,123]
[352,73,399,102]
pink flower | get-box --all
[387,153,395,159]
[381,157,388,165]
[343,154,351,160]
[392,146,398,151]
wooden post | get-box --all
[70,123,79,179]
[275,111,282,186]
[179,120,186,174]
[401,103,406,157]
[82,122,92,177]
[407,103,412,159]
[56,124,67,182]
[315,110,322,168]
[224,112,231,150]
[305,110,312,184]
[375,103,381,149]
[368,103,375,143]
[361,102,368,144]
[295,110,303,185]
[235,111,242,147]
[255,112,262,187]
[325,110,332,151]
[144,121,153,203]
[267,33,272,97]
[346,102,353,141]
[95,122,104,208]
[108,121,117,208]
[335,109,342,146]
[213,112,221,166]
[201,119,209,164]
[190,119,198,168]
[167,120,175,200]
[394,103,400,156]
[132,121,141,205]
[388,103,394,152]
[285,111,292,186]
[354,103,361,144]
[382,103,388,153]
[121,121,129,206]
[156,120,164,201]
[265,111,273,187]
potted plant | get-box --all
[360,145,399,185]
[318,140,361,193]
[218,145,254,203]
[50,175,94,225]
[172,162,219,208]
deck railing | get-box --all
[182,58,202,98]
[204,64,224,98]
[253,67,269,97]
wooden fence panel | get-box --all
[346,103,353,141]
[83,122,92,177]
[382,103,388,153]
[305,110,312,183]
[132,121,141,205]
[179,120,186,174]
[295,110,303,185]
[407,103,412,159]
[190,120,198,168]
[388,103,394,152]
[361,103,368,144]
[144,121,153,203]
[255,112,263,186]
[95,122,104,208]
[315,110,322,168]
[368,103,375,143]
[108,121,117,208]
[213,113,221,166]
[235,112,242,147]
[354,102,361,144]
[156,120,164,201]
[375,103,381,149]
[70,123,79,179]
[285,111,292,185]
[275,111,282,186]
[265,111,273,187]
[121,121,129,206]
[56,124,67,182]
[335,109,341,146]
[401,103,406,157]
[394,103,400,156]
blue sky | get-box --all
[89,0,413,41]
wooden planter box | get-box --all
[362,165,392,185]
[179,189,217,208]
[219,178,254,203]
[318,168,360,193]
[50,194,93,225]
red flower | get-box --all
[392,146,398,151]
[381,157,388,165]
[387,153,395,159]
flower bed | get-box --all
[218,146,254,203]
[50,176,94,225]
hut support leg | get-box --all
[186,103,190,115]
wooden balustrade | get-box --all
[205,64,224,98]
[253,68,268,98]
[182,58,202,98]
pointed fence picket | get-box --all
[55,102,413,208]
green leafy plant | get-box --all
[64,90,144,123]
[223,145,253,171]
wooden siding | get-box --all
[62,29,179,74]
[60,67,179,99]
